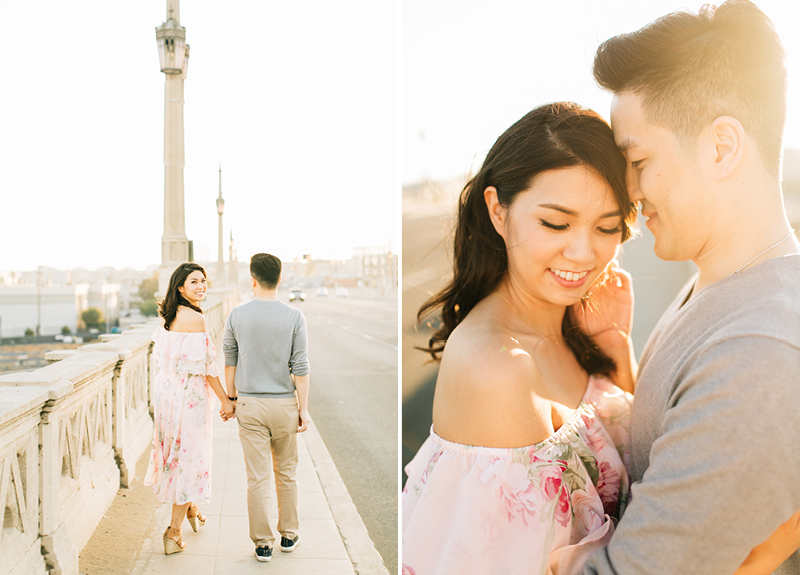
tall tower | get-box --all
[216,164,225,286]
[156,0,191,294]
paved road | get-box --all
[290,295,398,574]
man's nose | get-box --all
[626,165,644,202]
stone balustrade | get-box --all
[0,289,237,575]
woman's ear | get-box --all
[484,186,508,239]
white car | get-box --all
[335,287,349,298]
[316,287,329,297]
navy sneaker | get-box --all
[255,546,272,562]
[280,535,300,552]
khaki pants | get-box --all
[237,396,299,548]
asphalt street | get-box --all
[288,295,398,574]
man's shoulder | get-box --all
[705,256,800,346]
[234,300,304,322]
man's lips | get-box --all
[642,209,657,229]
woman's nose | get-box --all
[562,231,595,265]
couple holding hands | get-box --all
[143,253,310,563]
[403,1,800,574]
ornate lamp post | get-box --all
[216,165,225,287]
[156,1,191,295]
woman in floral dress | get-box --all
[144,263,236,554]
[402,103,639,574]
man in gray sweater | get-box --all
[223,253,310,563]
[583,1,800,573]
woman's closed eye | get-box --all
[540,219,568,231]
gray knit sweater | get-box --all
[223,299,309,398]
[586,254,800,575]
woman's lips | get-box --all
[548,268,591,288]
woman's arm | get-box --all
[207,375,235,418]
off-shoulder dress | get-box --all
[144,326,221,505]
[402,376,632,575]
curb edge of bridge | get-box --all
[302,420,390,575]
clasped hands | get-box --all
[220,400,236,422]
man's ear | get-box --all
[706,116,745,181]
[484,186,508,240]
[250,276,257,289]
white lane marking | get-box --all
[313,315,398,351]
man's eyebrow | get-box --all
[539,204,621,218]
[617,138,638,152]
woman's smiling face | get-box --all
[488,165,623,306]
[178,270,207,304]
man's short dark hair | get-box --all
[593,0,786,177]
[250,253,282,289]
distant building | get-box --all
[0,285,89,337]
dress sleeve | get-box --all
[204,334,221,377]
[584,336,800,574]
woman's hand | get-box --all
[570,264,633,356]
[220,398,236,421]
[735,510,800,575]
[570,264,637,393]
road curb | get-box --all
[302,420,390,575]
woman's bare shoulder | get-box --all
[171,307,206,333]
[433,318,554,447]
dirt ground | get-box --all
[79,448,159,574]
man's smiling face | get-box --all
[611,91,713,262]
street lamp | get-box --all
[155,8,188,76]
[216,165,225,286]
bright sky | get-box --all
[0,1,399,271]
[403,0,800,185]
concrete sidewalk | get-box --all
[124,416,386,575]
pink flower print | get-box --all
[581,414,608,454]
[555,482,571,527]
[402,565,416,575]
[187,398,198,410]
[169,460,178,471]
[538,460,567,502]
[596,460,621,516]
[418,448,443,488]
[479,457,538,530]
[571,489,605,537]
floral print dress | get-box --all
[402,376,632,575]
[144,326,220,505]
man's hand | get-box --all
[298,408,311,433]
[734,510,800,575]
[219,399,236,422]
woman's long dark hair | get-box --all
[418,102,637,376]
[159,263,206,331]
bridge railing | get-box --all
[0,289,236,575]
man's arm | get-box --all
[295,374,310,432]
[225,365,237,399]
[289,312,310,432]
[585,337,800,574]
